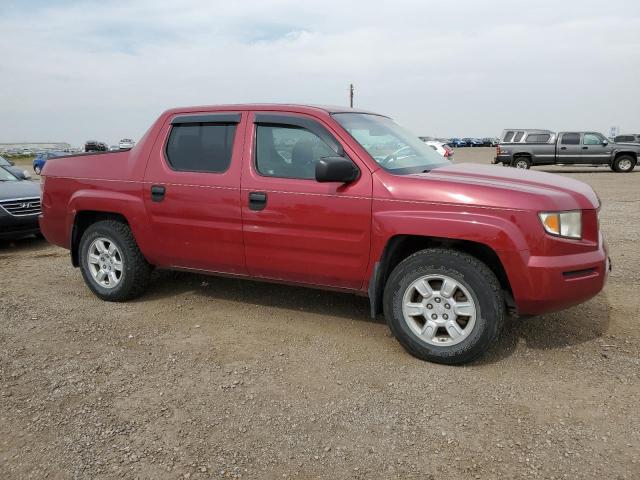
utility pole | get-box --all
[349,83,354,108]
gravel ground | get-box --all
[1,148,638,479]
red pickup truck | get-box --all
[39,104,609,364]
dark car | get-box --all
[0,167,41,239]
[32,151,68,175]
[0,155,31,180]
[85,140,108,152]
[614,134,640,144]
[462,137,483,147]
[447,138,468,148]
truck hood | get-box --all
[0,180,41,201]
[378,163,600,211]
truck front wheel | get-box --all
[79,220,152,301]
[611,155,636,173]
[383,249,505,364]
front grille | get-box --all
[0,197,41,216]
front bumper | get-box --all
[0,212,40,239]
[502,235,610,316]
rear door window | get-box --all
[560,133,580,145]
[166,123,236,173]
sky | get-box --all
[1,0,639,146]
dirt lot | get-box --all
[1,148,638,479]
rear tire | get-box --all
[79,220,152,301]
[383,249,505,365]
[611,155,636,173]
[512,157,531,169]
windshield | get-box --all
[332,113,450,174]
[0,166,19,181]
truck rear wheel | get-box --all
[512,157,531,169]
[79,220,152,301]
[611,155,636,173]
[383,248,505,364]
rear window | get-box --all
[526,133,551,143]
[166,123,236,173]
[503,131,514,142]
[615,135,636,142]
[513,131,524,142]
[561,133,580,145]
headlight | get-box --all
[539,211,582,239]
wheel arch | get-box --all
[368,234,515,319]
[71,211,131,267]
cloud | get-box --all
[1,0,639,145]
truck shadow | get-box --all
[142,269,374,323]
[476,294,611,365]
[142,270,610,364]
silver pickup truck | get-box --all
[493,129,639,172]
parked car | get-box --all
[0,167,41,239]
[494,129,639,172]
[84,140,108,152]
[480,137,498,147]
[462,138,482,147]
[614,134,640,144]
[39,104,609,365]
[32,151,67,175]
[447,138,467,148]
[424,141,454,158]
[109,145,120,151]
[118,138,135,149]
[0,155,31,180]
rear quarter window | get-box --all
[526,133,551,143]
[513,131,524,142]
[503,131,514,142]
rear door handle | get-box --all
[249,191,267,211]
[151,184,166,202]
[560,147,567,150]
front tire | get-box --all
[383,249,505,364]
[611,155,636,173]
[79,220,152,301]
[34,166,41,175]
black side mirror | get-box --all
[602,140,608,146]
[316,156,359,183]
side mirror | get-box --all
[316,156,359,183]
[9,160,15,166]
[602,140,608,146]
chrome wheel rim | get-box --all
[87,237,123,289]
[515,160,529,169]
[619,159,632,171]
[35,167,41,174]
[402,274,477,346]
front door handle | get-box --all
[249,191,267,211]
[560,147,567,150]
[582,146,589,150]
[151,184,166,202]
